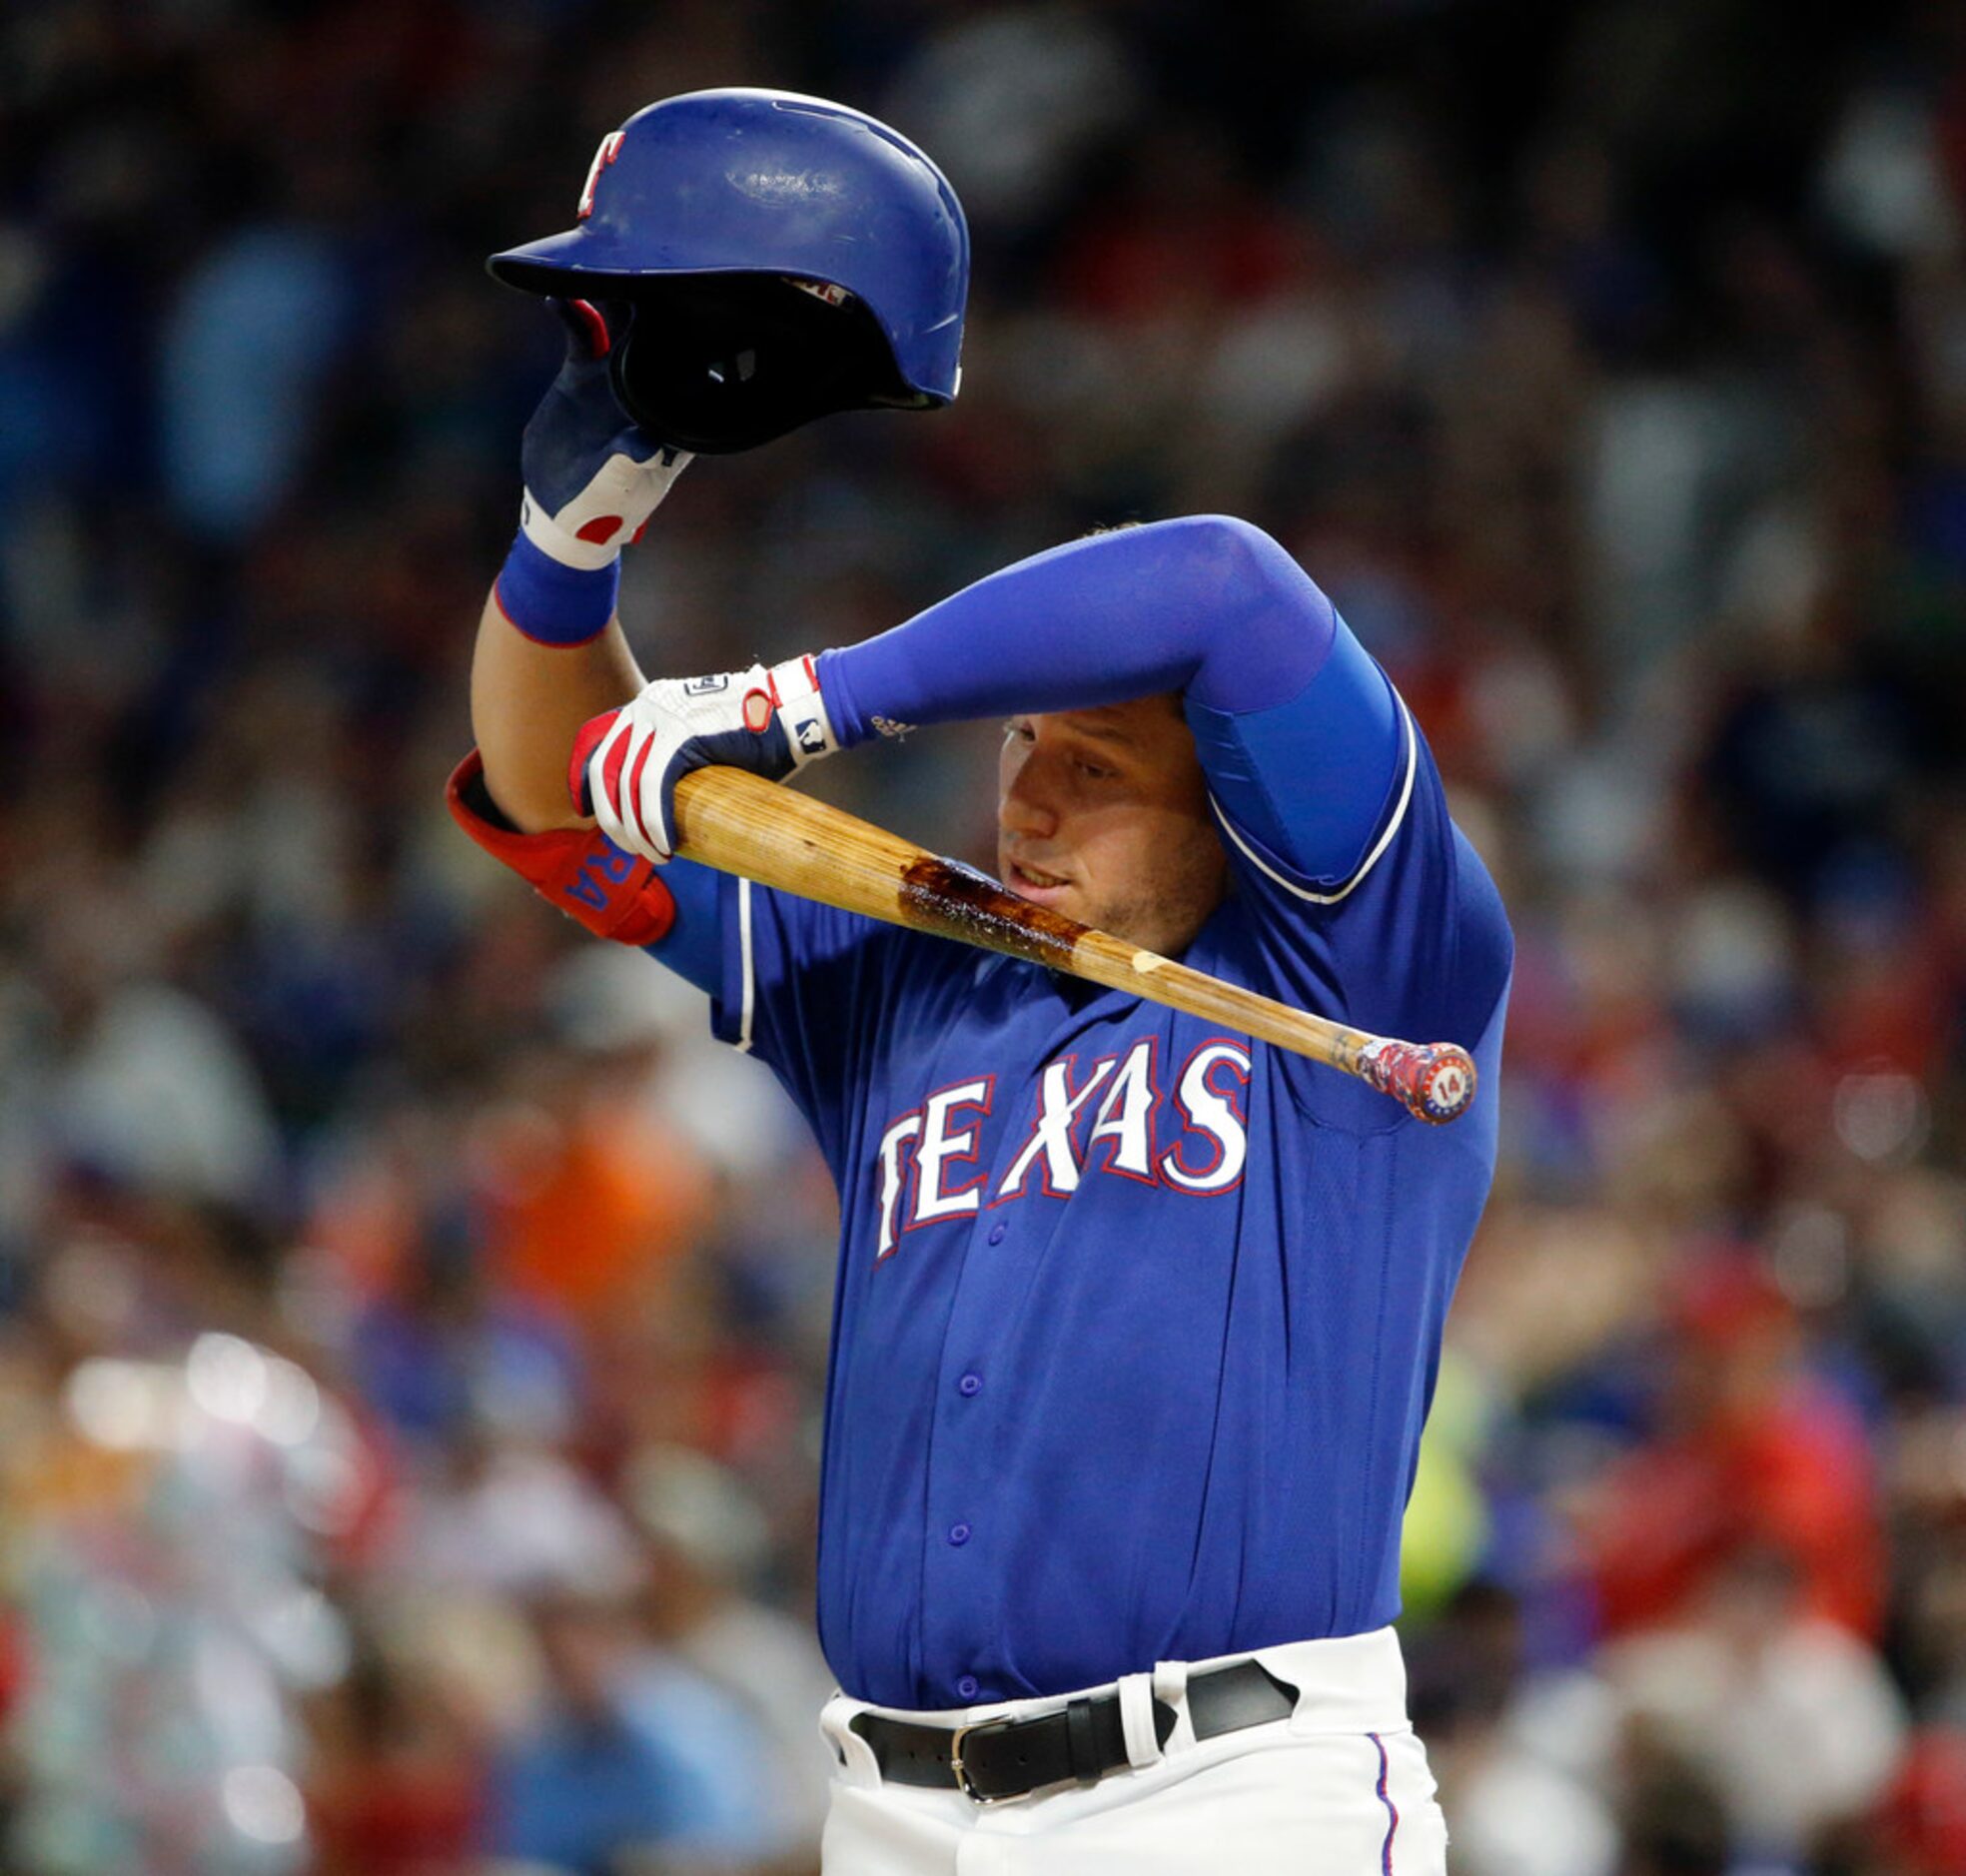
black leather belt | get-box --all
[849,1658,1298,1803]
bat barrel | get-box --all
[896,855,1082,972]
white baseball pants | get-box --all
[817,1629,1449,1875]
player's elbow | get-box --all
[1076,513,1304,610]
[1170,514,1335,656]
[1176,512,1282,558]
[1155,514,1310,611]
[1137,511,1273,563]
[479,758,590,835]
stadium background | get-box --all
[3,1,1965,1871]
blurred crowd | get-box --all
[2,1,1965,1872]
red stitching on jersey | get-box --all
[989,1053,1114,1204]
[1080,1035,1164,1188]
[873,1108,923,1262]
[901,1077,996,1236]
[1158,1038,1251,1194]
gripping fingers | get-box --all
[628,718,671,858]
[547,296,612,361]
[568,709,619,819]
[520,297,690,566]
[572,707,675,864]
[584,711,634,850]
[569,662,817,870]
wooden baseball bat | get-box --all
[669,766,1476,1125]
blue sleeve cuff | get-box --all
[641,856,723,995]
[815,645,871,749]
[493,529,619,646]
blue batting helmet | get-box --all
[489,89,969,450]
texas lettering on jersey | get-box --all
[873,1036,1252,1259]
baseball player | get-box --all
[453,90,1511,1874]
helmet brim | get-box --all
[488,228,955,408]
[488,224,773,296]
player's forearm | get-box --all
[814,513,1407,883]
[815,514,1334,739]
[471,294,692,833]
[471,587,643,832]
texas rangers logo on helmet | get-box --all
[577,130,626,220]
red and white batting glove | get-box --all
[569,654,837,863]
[496,299,693,648]
[519,299,689,569]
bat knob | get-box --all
[1360,1039,1477,1125]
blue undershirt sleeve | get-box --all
[642,857,722,993]
[817,514,1405,885]
[1182,619,1405,887]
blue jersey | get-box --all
[631,520,1511,1708]
[665,707,1507,1709]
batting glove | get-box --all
[519,298,689,569]
[569,655,839,863]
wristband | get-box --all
[493,529,619,648]
[767,653,840,766]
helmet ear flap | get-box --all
[606,275,915,455]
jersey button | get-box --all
[956,1675,981,1700]
[948,1522,971,1546]
[987,1222,1007,1245]
[958,1373,983,1398]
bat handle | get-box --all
[1357,1039,1477,1125]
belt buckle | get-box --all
[948,1717,1014,1804]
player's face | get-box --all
[998,696,1229,956]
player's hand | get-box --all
[519,298,690,568]
[569,655,838,863]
